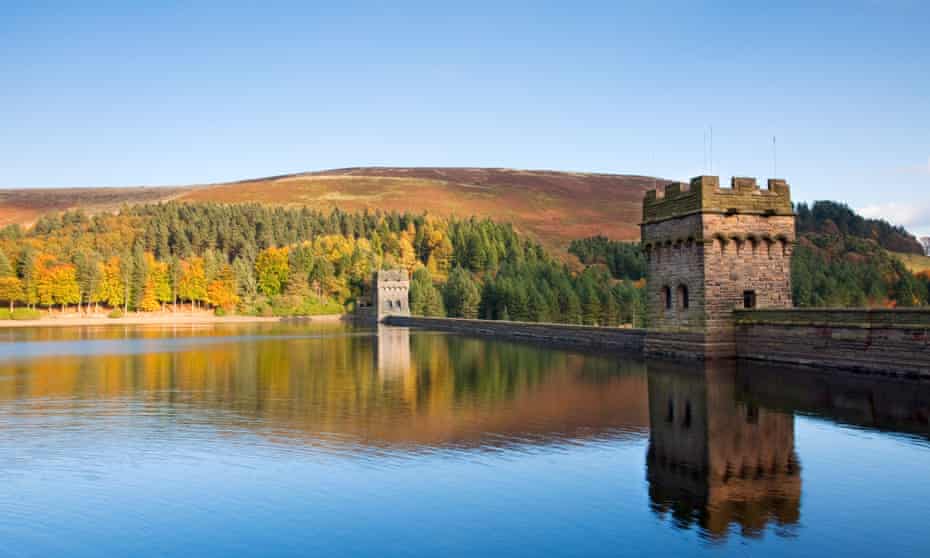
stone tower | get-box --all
[374,269,410,320]
[641,176,795,358]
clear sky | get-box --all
[2,1,928,234]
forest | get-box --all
[795,200,925,255]
[0,203,646,326]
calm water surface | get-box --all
[0,323,928,557]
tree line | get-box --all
[0,203,647,325]
[795,201,925,255]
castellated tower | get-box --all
[641,176,795,358]
[374,269,410,320]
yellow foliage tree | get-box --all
[207,264,239,310]
[255,247,289,296]
[0,276,23,311]
[96,256,124,309]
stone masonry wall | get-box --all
[643,213,706,332]
[642,176,796,359]
[701,213,795,338]
[374,269,410,319]
[735,309,930,377]
[383,316,647,353]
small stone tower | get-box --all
[374,269,410,320]
[641,176,795,358]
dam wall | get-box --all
[383,316,647,353]
[735,309,930,377]
[385,310,930,379]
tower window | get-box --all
[663,286,672,310]
[743,290,757,309]
[677,284,689,310]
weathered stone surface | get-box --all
[384,316,647,352]
[642,175,795,358]
[735,309,930,377]
[643,176,792,224]
[374,269,410,320]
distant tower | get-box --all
[374,269,410,321]
[641,176,796,358]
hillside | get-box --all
[0,168,659,254]
[895,252,930,275]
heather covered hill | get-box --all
[0,168,659,253]
[0,186,189,227]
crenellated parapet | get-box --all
[643,176,793,224]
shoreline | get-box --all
[0,313,350,328]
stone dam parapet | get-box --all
[383,312,929,378]
[734,309,930,377]
[383,316,647,353]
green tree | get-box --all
[410,267,445,317]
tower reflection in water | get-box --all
[646,361,801,540]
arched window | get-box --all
[677,284,689,310]
[662,286,672,310]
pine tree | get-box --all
[443,267,480,319]
[19,246,37,309]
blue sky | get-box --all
[2,1,928,234]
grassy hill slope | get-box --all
[895,252,930,275]
[0,168,658,254]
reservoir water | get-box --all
[0,322,928,557]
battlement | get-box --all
[643,176,792,223]
[376,269,409,283]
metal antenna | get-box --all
[703,128,707,172]
[773,135,777,177]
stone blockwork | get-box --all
[384,316,647,353]
[642,176,795,358]
[735,309,930,377]
[374,269,410,320]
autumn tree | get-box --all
[0,276,23,311]
[178,257,207,309]
[96,256,125,310]
[207,264,239,310]
[256,246,289,296]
